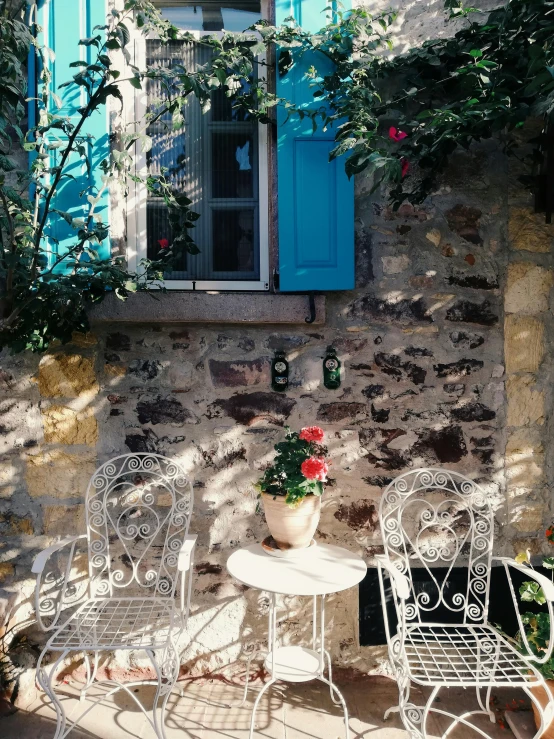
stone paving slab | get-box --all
[0,675,528,739]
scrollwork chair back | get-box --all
[86,453,193,600]
[380,468,493,625]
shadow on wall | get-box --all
[361,0,500,53]
[0,302,519,701]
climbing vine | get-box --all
[0,0,552,352]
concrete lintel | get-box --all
[89,292,326,325]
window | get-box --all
[128,1,269,290]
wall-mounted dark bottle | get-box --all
[323,346,341,389]
[271,351,289,392]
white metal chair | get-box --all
[32,453,196,739]
[377,467,554,739]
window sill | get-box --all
[89,292,325,325]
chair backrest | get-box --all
[380,468,494,625]
[85,454,193,599]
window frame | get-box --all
[126,23,270,292]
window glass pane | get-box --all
[212,209,255,272]
[145,37,260,282]
[212,86,252,122]
[155,3,261,31]
[212,132,254,198]
[147,202,188,272]
[159,7,204,31]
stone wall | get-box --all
[3,131,554,700]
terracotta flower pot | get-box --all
[531,680,554,738]
[261,493,321,550]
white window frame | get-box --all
[126,26,269,291]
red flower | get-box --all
[158,238,169,249]
[401,158,410,178]
[389,126,408,142]
[546,526,554,543]
[301,456,329,482]
[299,426,325,443]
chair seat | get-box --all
[401,624,541,687]
[47,598,177,651]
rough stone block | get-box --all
[505,263,554,314]
[42,405,98,445]
[347,294,432,325]
[136,395,198,425]
[381,255,410,274]
[506,428,544,502]
[374,352,427,385]
[210,392,295,426]
[317,402,368,423]
[504,315,545,374]
[445,299,498,326]
[0,563,15,581]
[43,505,85,536]
[209,358,270,388]
[334,500,378,531]
[433,359,483,380]
[426,228,441,247]
[509,207,554,252]
[506,375,545,426]
[25,449,96,499]
[0,513,33,535]
[448,331,484,350]
[450,402,496,422]
[38,354,99,398]
[446,204,482,244]
[510,503,545,533]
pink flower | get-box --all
[158,238,169,249]
[301,456,329,482]
[401,158,410,178]
[299,426,325,443]
[389,126,408,142]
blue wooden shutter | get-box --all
[276,0,354,292]
[35,0,110,270]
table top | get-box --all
[226,543,367,596]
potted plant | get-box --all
[256,426,330,551]
[513,527,554,738]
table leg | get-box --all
[249,592,277,739]
[315,594,350,739]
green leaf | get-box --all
[543,557,554,570]
[119,23,131,47]
[520,581,546,605]
[79,36,101,47]
[129,76,142,90]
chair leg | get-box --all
[80,652,99,702]
[475,685,495,723]
[36,649,69,739]
[147,641,180,739]
[523,681,554,739]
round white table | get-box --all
[227,542,367,739]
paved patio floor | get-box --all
[1,674,534,739]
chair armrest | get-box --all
[33,534,88,632]
[375,555,410,600]
[32,535,87,574]
[178,534,197,572]
[493,556,554,665]
[493,557,554,601]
